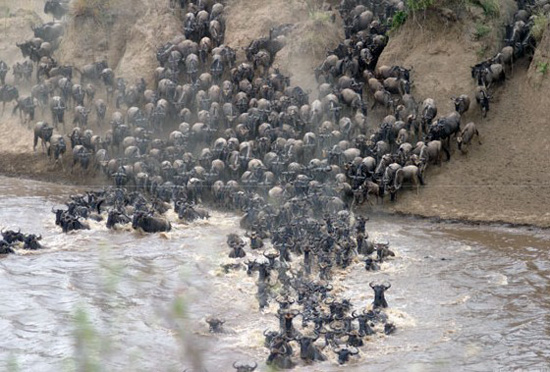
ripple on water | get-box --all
[1,179,550,371]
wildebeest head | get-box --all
[334,346,359,364]
[1,229,24,244]
[205,317,225,333]
[0,240,14,254]
[52,207,68,226]
[23,234,42,250]
[263,328,279,347]
[296,333,324,361]
[106,209,130,229]
[54,138,67,160]
[42,125,54,142]
[370,281,391,308]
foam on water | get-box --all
[2,178,550,371]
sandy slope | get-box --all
[377,11,550,227]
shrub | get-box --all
[407,0,435,12]
[392,10,408,30]
[536,60,549,75]
[531,13,548,43]
[474,23,490,39]
[468,0,499,18]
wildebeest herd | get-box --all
[0,0,545,369]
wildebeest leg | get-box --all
[443,145,451,161]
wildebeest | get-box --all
[0,60,9,85]
[33,121,54,152]
[50,96,66,129]
[452,94,470,115]
[457,122,481,153]
[72,145,92,173]
[44,0,69,20]
[370,282,391,308]
[132,211,172,233]
[12,96,37,126]
[475,85,490,117]
[32,22,64,43]
[427,111,461,147]
[94,99,107,127]
[0,85,19,114]
[77,61,108,84]
[390,165,424,200]
[48,134,67,165]
[334,347,359,365]
[23,234,42,250]
[73,105,90,127]
[295,334,326,362]
[106,209,131,229]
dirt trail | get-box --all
[378,10,550,227]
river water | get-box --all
[1,175,549,372]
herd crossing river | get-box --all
[1,176,549,371]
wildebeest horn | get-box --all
[350,346,359,355]
[263,328,271,336]
[232,361,241,369]
[352,310,358,318]
[250,362,257,370]
[369,281,375,289]
[383,281,391,289]
[37,234,42,240]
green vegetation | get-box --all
[531,13,548,43]
[468,0,499,18]
[407,0,436,12]
[474,23,491,39]
[308,10,332,24]
[536,60,549,75]
[392,10,408,30]
[476,44,489,59]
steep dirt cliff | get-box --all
[378,6,550,227]
[56,0,181,86]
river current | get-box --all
[1,176,549,372]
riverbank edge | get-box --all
[1,167,548,231]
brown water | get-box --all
[1,176,549,372]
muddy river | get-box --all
[0,176,549,372]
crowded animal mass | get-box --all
[0,0,549,370]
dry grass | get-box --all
[532,13,549,43]
[71,0,113,24]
